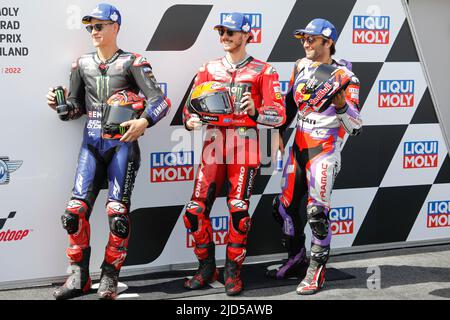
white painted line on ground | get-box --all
[117,293,140,299]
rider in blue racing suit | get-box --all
[46,3,170,300]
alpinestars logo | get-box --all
[0,156,23,185]
[0,212,31,242]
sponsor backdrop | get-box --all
[0,0,449,287]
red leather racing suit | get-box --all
[183,56,286,272]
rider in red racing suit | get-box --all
[182,13,285,296]
[271,18,362,295]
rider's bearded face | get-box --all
[219,28,249,53]
[302,35,331,61]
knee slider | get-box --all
[107,202,129,239]
[62,199,88,234]
[228,199,251,234]
[184,200,206,231]
[61,212,78,234]
[231,212,251,234]
[307,205,329,240]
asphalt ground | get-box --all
[0,243,449,301]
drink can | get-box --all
[276,150,283,172]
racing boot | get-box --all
[53,247,92,300]
[97,262,120,300]
[223,258,244,296]
[184,242,218,290]
[296,259,326,295]
[266,247,309,280]
[296,245,329,295]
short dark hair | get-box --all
[322,38,336,56]
[330,42,336,55]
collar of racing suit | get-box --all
[222,55,254,70]
[94,49,123,65]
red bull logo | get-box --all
[186,216,228,247]
[150,151,194,182]
[403,141,438,169]
[329,207,354,235]
[427,201,450,228]
[379,80,414,108]
[353,15,390,44]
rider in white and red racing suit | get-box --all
[272,56,362,285]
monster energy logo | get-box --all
[233,83,251,101]
[119,126,127,135]
[96,76,110,99]
[55,88,65,105]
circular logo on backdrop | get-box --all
[0,160,7,184]
[0,157,23,185]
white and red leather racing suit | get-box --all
[273,57,362,268]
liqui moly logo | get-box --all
[329,207,354,235]
[150,151,194,183]
[157,83,168,97]
[279,81,290,96]
[427,200,450,228]
[353,15,390,44]
[186,216,228,247]
[378,80,414,108]
[403,141,438,169]
[220,13,262,43]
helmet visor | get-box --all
[190,91,233,114]
[104,105,137,124]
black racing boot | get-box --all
[223,259,243,296]
[53,247,92,300]
[267,232,308,279]
[184,242,218,290]
[97,262,120,300]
